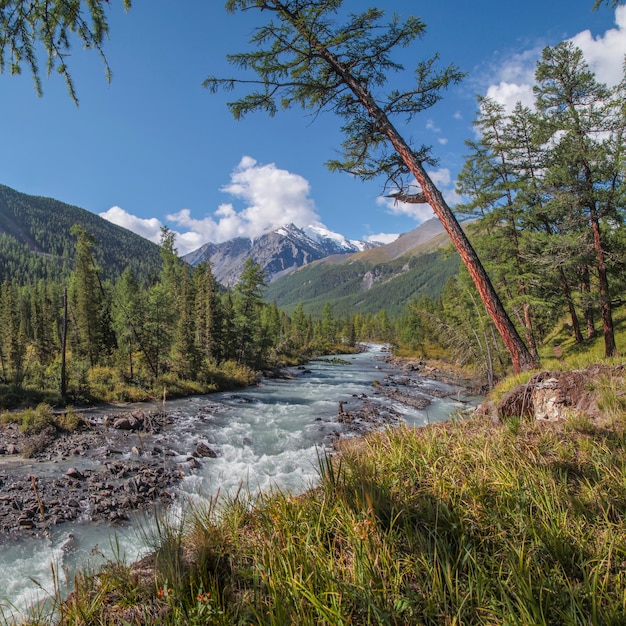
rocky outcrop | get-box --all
[484,365,624,422]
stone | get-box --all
[66,467,84,480]
[196,442,218,458]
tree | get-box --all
[232,258,267,366]
[0,0,131,103]
[193,262,223,364]
[112,267,148,379]
[206,0,536,372]
[534,42,625,357]
[69,224,114,367]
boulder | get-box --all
[196,442,218,458]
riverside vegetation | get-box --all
[11,329,626,625]
[1,6,625,621]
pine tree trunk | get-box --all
[311,34,537,372]
[590,206,616,356]
[579,266,596,339]
[559,268,583,343]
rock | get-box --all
[113,416,137,430]
[196,442,218,458]
[66,467,85,480]
[495,365,615,422]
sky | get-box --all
[1,1,625,256]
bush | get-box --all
[55,406,84,432]
[1,403,55,434]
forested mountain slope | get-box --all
[183,223,381,286]
[265,220,459,317]
[0,184,163,282]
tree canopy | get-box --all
[206,0,536,372]
[0,0,131,102]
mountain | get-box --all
[182,223,381,286]
[264,218,460,317]
[0,184,163,283]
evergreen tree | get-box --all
[207,0,536,372]
[290,302,309,350]
[0,280,27,385]
[193,262,223,364]
[534,42,625,357]
[171,270,202,380]
[320,301,336,347]
[457,97,538,357]
[233,259,267,366]
[69,225,114,367]
[112,267,148,379]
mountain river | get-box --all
[0,345,474,621]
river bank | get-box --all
[0,352,475,543]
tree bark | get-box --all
[559,268,583,343]
[313,50,537,371]
[590,205,616,356]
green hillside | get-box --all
[265,247,460,317]
[0,184,163,283]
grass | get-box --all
[8,321,626,624]
[24,406,626,625]
[0,404,84,435]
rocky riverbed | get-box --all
[0,409,185,539]
[0,357,475,541]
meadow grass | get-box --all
[40,406,626,625]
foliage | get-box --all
[455,43,625,363]
[0,0,132,103]
[46,409,626,624]
[1,402,54,433]
[0,184,163,283]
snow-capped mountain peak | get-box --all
[183,222,382,286]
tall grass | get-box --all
[40,409,626,625]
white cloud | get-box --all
[426,118,449,146]
[101,157,322,256]
[569,5,626,86]
[365,232,399,245]
[99,206,164,243]
[485,7,626,112]
[486,80,535,113]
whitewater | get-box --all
[0,345,470,621]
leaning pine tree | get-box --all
[205,0,537,372]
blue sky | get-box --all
[1,1,625,255]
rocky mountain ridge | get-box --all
[182,222,382,285]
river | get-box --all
[0,345,471,621]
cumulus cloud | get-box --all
[365,232,399,245]
[485,7,626,112]
[101,157,322,256]
[570,5,626,86]
[165,156,321,253]
[99,206,164,244]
